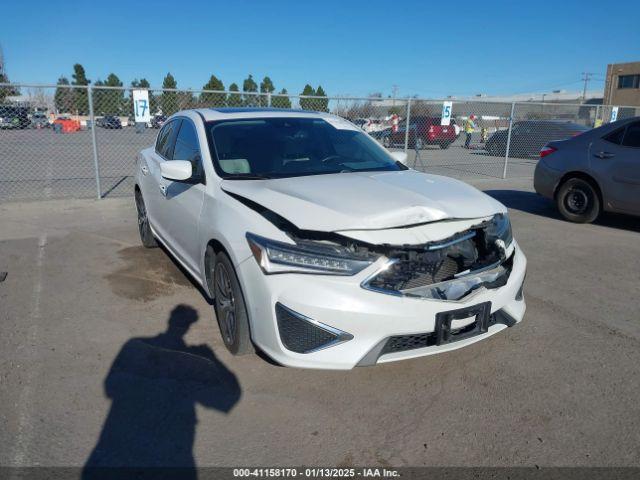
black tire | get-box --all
[212,251,252,355]
[135,189,158,248]
[439,142,451,149]
[556,177,601,223]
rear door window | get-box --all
[603,127,626,145]
[621,122,640,148]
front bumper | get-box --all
[238,242,527,370]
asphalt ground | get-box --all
[0,128,532,202]
[1,178,639,470]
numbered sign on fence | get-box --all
[610,106,619,122]
[441,101,453,126]
[132,90,151,123]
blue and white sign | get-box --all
[441,101,453,126]
[132,89,151,123]
[610,106,619,123]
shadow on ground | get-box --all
[82,305,241,479]
[485,189,640,233]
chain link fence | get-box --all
[1,83,638,202]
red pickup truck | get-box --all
[384,116,457,149]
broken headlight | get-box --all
[246,232,377,275]
[485,213,513,248]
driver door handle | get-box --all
[594,151,615,159]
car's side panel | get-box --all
[588,124,640,215]
[158,118,208,274]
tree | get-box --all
[161,72,178,115]
[242,74,258,106]
[272,88,291,109]
[227,83,242,107]
[94,73,124,114]
[0,72,19,103]
[93,79,105,113]
[299,84,316,110]
[315,85,329,112]
[177,90,196,110]
[71,63,90,114]
[200,74,226,107]
[54,76,75,113]
[259,76,275,106]
[106,73,125,113]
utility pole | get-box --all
[581,72,594,101]
[0,42,5,77]
[391,85,399,106]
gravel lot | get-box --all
[0,128,534,202]
[1,178,639,469]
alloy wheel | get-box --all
[215,263,237,345]
[135,193,148,239]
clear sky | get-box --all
[2,0,639,98]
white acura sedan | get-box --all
[134,108,527,369]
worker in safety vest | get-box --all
[464,114,477,149]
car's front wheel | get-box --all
[212,251,252,355]
[556,177,601,223]
[135,190,157,248]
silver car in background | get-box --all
[534,116,640,223]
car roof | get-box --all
[189,107,335,122]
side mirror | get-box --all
[160,160,193,181]
[389,151,408,165]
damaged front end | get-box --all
[235,190,514,302]
[361,214,514,301]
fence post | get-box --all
[87,85,101,199]
[502,102,516,179]
[403,99,412,154]
[594,104,601,127]
[267,92,272,107]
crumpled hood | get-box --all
[221,170,505,231]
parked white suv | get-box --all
[134,108,527,369]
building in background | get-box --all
[604,61,640,106]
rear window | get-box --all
[622,122,640,148]
[604,127,625,145]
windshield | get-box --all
[206,117,405,179]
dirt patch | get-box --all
[105,246,192,302]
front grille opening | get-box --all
[364,224,514,301]
[275,303,344,354]
[368,236,481,292]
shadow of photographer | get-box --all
[83,304,241,479]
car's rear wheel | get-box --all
[135,190,157,248]
[439,142,451,149]
[212,251,252,355]
[556,177,601,223]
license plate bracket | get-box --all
[435,302,491,345]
